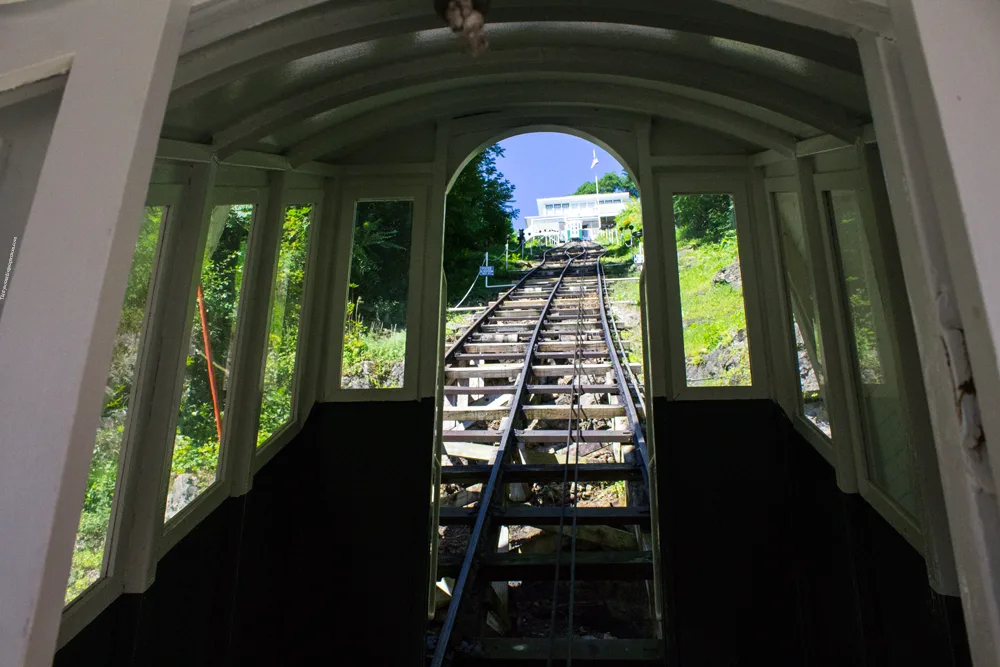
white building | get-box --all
[523,192,631,243]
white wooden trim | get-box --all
[751,125,877,167]
[156,194,267,542]
[761,176,840,463]
[792,416,838,466]
[322,177,432,402]
[56,187,185,648]
[857,30,968,599]
[417,122,450,400]
[224,172,286,497]
[756,173,800,418]
[156,137,339,177]
[0,3,190,664]
[655,174,769,400]
[794,160,860,494]
[634,120,672,399]
[122,163,216,593]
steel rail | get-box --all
[599,264,647,419]
[597,260,650,489]
[443,245,560,364]
[431,247,582,667]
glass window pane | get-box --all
[258,204,313,446]
[67,206,167,603]
[828,190,918,514]
[341,200,413,390]
[673,194,752,386]
[773,192,832,438]
[166,204,255,521]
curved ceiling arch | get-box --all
[199,37,864,155]
[445,124,640,194]
[173,0,861,103]
[280,82,793,166]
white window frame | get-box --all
[157,185,268,556]
[58,184,185,646]
[253,186,325,469]
[323,176,432,402]
[763,176,838,466]
[656,174,769,401]
[815,169,923,548]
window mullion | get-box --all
[122,162,218,593]
[223,172,286,497]
[796,159,861,494]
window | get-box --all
[673,194,752,386]
[773,192,831,437]
[66,206,167,603]
[258,205,313,446]
[341,200,414,390]
[828,190,918,514]
[165,204,255,521]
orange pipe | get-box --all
[197,284,223,443]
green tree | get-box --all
[445,145,518,258]
[573,170,638,198]
[673,194,735,244]
[615,198,643,236]
[442,144,519,302]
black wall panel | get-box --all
[56,398,969,667]
[654,398,970,667]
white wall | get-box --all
[0,89,62,323]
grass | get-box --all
[675,230,750,385]
[342,321,407,387]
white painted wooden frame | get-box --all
[0,3,191,664]
[856,29,967,602]
[58,184,185,647]
[814,169,922,548]
[253,184,327,473]
[158,185,268,558]
[655,173,769,401]
[634,122,672,401]
[763,174,839,467]
[322,176,432,402]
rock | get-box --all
[166,473,199,519]
[713,261,742,290]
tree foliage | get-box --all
[446,145,518,258]
[673,194,735,244]
[443,144,520,303]
[615,198,643,236]
[573,170,638,198]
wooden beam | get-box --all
[285,77,815,166]
[751,123,877,166]
[443,441,499,462]
[156,137,339,176]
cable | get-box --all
[452,254,487,309]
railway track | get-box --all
[430,241,660,665]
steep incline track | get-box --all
[430,242,659,665]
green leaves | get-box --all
[573,170,638,198]
[673,194,736,244]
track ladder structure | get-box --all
[430,242,661,665]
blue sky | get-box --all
[495,132,625,229]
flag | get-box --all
[590,149,599,170]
